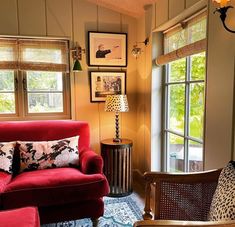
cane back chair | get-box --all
[142,169,222,221]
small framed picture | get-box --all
[90,71,126,102]
[88,31,127,67]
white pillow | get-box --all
[208,161,235,221]
[0,142,15,174]
[18,136,79,172]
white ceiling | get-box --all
[87,0,157,18]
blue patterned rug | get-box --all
[42,193,143,227]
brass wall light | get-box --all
[71,44,85,72]
[213,0,235,33]
[131,38,149,58]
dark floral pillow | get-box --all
[0,142,15,174]
[18,136,79,172]
[208,161,235,221]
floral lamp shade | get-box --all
[104,95,129,113]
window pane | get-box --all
[168,58,186,82]
[0,93,15,113]
[0,70,14,91]
[28,93,63,113]
[27,71,62,91]
[0,47,14,61]
[168,84,185,134]
[191,52,206,80]
[188,141,203,172]
[165,30,186,53]
[168,133,184,172]
[23,48,62,64]
[188,18,206,44]
[189,83,204,139]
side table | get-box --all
[101,138,133,197]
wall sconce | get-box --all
[71,44,85,72]
[131,38,149,58]
[213,0,235,33]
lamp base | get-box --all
[113,138,122,143]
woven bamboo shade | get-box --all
[156,38,206,66]
[0,38,69,72]
[0,39,18,70]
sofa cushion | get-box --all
[18,136,79,172]
[208,161,235,221]
[0,207,40,227]
[0,142,15,173]
[2,167,109,209]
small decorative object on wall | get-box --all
[88,31,127,67]
[90,71,126,102]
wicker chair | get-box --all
[133,169,233,226]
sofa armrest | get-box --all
[0,172,12,208]
[79,148,103,174]
[0,172,12,193]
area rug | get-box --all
[42,193,143,227]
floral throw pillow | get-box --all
[0,142,15,174]
[18,136,79,172]
[208,161,235,221]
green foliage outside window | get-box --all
[169,52,205,144]
[0,71,15,113]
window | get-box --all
[0,38,70,120]
[157,11,207,172]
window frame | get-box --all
[163,53,205,172]
[0,37,71,121]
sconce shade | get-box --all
[105,95,129,113]
[73,59,82,71]
[213,0,230,7]
[132,45,142,58]
[131,38,149,58]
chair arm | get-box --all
[79,148,103,174]
[134,220,235,227]
[144,169,222,184]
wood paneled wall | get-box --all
[0,0,138,168]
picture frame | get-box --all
[90,71,126,102]
[88,31,127,67]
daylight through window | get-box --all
[159,11,207,172]
[0,38,70,120]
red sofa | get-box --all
[0,207,40,227]
[0,120,109,224]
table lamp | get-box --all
[104,95,129,142]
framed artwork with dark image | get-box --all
[90,71,126,102]
[88,31,127,67]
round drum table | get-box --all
[101,138,133,197]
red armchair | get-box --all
[0,120,109,225]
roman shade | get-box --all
[0,38,69,72]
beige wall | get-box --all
[205,0,235,169]
[0,0,138,165]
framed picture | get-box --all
[90,71,126,102]
[88,31,127,67]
